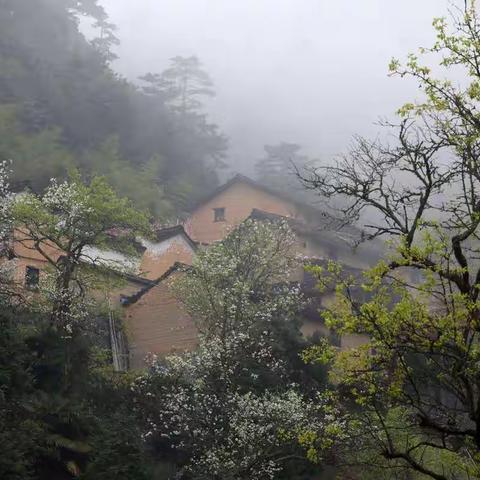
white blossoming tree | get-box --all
[134,220,338,479]
[0,167,149,330]
[0,161,18,301]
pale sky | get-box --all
[99,0,451,173]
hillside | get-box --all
[0,0,227,217]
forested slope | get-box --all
[0,0,226,217]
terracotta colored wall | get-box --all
[13,229,62,264]
[10,228,63,288]
[124,274,197,369]
[185,182,302,244]
[10,227,146,312]
[12,257,50,289]
[140,236,194,280]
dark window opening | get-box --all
[25,266,40,289]
[214,207,225,222]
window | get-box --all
[25,266,39,289]
[213,207,225,222]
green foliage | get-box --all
[0,105,74,191]
[81,354,150,480]
[12,172,150,255]
[0,1,225,216]
[82,412,149,480]
[0,166,162,479]
[141,56,215,117]
[0,306,152,480]
[139,55,228,172]
[302,234,480,477]
[299,2,480,478]
[1,171,151,365]
[0,311,44,480]
[135,220,332,479]
[82,136,175,218]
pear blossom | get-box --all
[134,220,336,478]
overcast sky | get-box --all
[99,0,451,173]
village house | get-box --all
[184,174,379,269]
[138,225,196,280]
[3,226,156,370]
[121,263,196,369]
[2,219,198,366]
[185,174,323,244]
[7,223,196,292]
[4,174,379,370]
[121,175,379,368]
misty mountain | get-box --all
[0,0,226,217]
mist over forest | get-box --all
[3,1,480,480]
[0,0,454,218]
[98,0,448,172]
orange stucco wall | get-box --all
[13,228,62,261]
[9,228,147,307]
[9,229,61,287]
[185,181,302,244]
[12,257,47,287]
[139,237,194,280]
[124,273,197,369]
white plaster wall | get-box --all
[140,234,194,257]
[81,245,141,273]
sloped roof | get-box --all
[76,257,154,286]
[249,208,359,249]
[248,208,383,265]
[190,174,317,215]
[121,261,190,306]
[152,225,197,250]
[104,228,146,255]
[191,174,363,236]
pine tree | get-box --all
[139,56,227,173]
[255,142,307,191]
[140,56,214,118]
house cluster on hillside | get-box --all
[6,174,380,370]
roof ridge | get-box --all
[121,261,191,306]
[152,224,198,250]
[189,173,323,215]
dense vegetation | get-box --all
[3,1,480,479]
[0,0,226,217]
[0,170,152,479]
[0,168,330,479]
[299,2,480,477]
[135,220,334,479]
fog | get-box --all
[99,0,449,173]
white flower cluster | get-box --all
[135,350,328,479]
[0,160,14,240]
[33,270,95,335]
[132,220,334,478]
[176,219,303,351]
[42,178,95,238]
